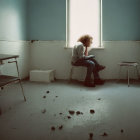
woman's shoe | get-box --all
[97,65,106,71]
[94,79,105,85]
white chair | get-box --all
[70,49,86,81]
[69,65,83,81]
[118,61,139,87]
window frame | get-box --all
[66,0,103,48]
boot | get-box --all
[94,79,105,85]
[97,65,106,71]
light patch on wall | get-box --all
[0,7,23,41]
[5,9,21,40]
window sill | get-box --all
[89,46,105,50]
[64,46,105,50]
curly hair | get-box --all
[77,34,93,46]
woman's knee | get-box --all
[88,61,95,68]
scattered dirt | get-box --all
[46,91,50,94]
[101,132,108,136]
[55,96,58,98]
[51,126,55,131]
[41,109,46,114]
[43,96,46,98]
[97,98,101,100]
[31,40,38,43]
[67,116,71,119]
[121,129,124,133]
[90,109,95,114]
[76,111,83,115]
[76,111,81,115]
[59,113,63,115]
[69,110,75,115]
[58,125,63,130]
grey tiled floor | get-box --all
[0,80,140,140]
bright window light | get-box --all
[66,0,102,48]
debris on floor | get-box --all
[97,98,101,100]
[67,116,71,119]
[101,132,108,136]
[90,109,95,114]
[59,113,63,115]
[55,96,58,98]
[46,91,50,94]
[43,96,46,98]
[121,129,124,133]
[51,126,55,131]
[76,111,81,115]
[69,110,75,115]
[76,111,83,115]
[41,109,46,114]
[58,125,63,130]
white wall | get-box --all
[1,40,139,80]
[30,41,140,80]
[0,41,30,79]
[30,41,71,79]
[90,41,140,79]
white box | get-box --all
[30,69,55,83]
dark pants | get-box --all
[72,58,100,83]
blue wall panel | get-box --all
[103,0,140,40]
[0,0,27,40]
[27,0,66,40]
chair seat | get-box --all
[118,61,139,87]
[118,62,138,67]
[69,65,86,81]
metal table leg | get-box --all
[136,65,139,80]
[15,58,26,101]
[127,66,130,87]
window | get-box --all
[66,0,102,48]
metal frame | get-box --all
[0,55,26,101]
[8,59,26,101]
[118,62,139,87]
